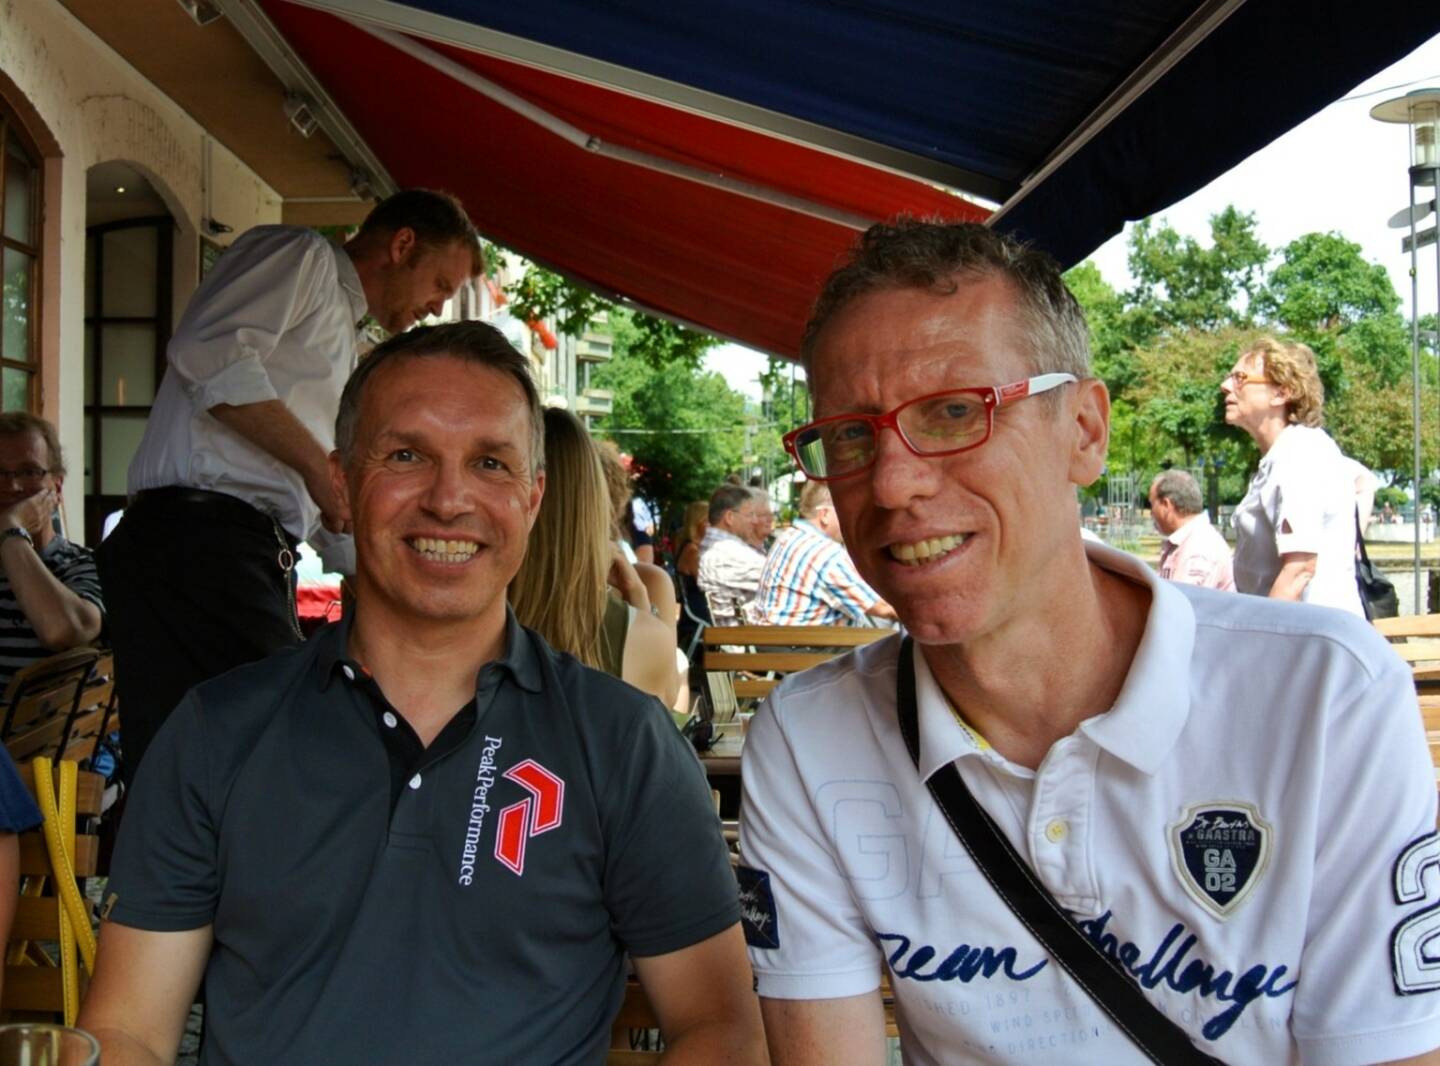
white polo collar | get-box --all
[915,540,1196,781]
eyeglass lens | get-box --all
[792,391,988,478]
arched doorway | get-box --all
[84,161,173,546]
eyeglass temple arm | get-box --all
[997,372,1078,406]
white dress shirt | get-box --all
[128,226,364,571]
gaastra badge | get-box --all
[1167,801,1272,920]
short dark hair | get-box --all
[708,484,755,526]
[801,218,1089,381]
[334,321,543,472]
[0,412,64,477]
[356,189,484,276]
[1151,469,1204,516]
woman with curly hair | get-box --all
[1222,337,1362,615]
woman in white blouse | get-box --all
[1222,337,1363,616]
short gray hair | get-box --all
[801,218,1090,382]
[1151,469,1203,516]
[708,484,754,526]
[334,321,543,473]
[0,412,64,477]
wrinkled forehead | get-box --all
[0,430,49,467]
[1234,349,1266,373]
[806,278,1030,411]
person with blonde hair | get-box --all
[1222,336,1362,614]
[510,408,679,705]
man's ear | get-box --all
[328,451,353,526]
[1068,377,1111,488]
[388,226,417,265]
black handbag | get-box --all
[1355,510,1399,620]
[895,638,1226,1065]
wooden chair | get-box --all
[58,653,117,766]
[1376,615,1440,640]
[2,761,103,1021]
[0,649,100,765]
[703,625,889,701]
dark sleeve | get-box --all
[0,747,40,832]
[105,692,218,930]
[51,546,105,617]
[601,698,740,957]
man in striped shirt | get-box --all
[751,481,893,626]
[0,413,104,693]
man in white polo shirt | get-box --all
[739,220,1440,1065]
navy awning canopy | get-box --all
[272,0,1440,356]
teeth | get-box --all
[408,537,479,563]
[890,534,967,566]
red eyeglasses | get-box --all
[783,373,1077,481]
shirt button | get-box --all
[1044,819,1068,844]
[382,712,398,729]
[408,773,422,790]
[341,665,356,681]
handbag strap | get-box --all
[895,638,1225,1065]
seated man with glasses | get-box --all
[738,220,1440,1065]
[0,413,104,693]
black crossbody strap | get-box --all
[895,638,1225,1066]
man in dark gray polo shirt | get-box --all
[78,321,763,1066]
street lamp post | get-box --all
[1372,89,1440,612]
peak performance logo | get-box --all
[457,749,566,883]
[495,759,565,876]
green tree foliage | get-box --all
[504,263,715,370]
[1126,206,1269,335]
[591,309,748,518]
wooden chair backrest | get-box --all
[3,762,104,1018]
[0,649,99,764]
[59,653,116,765]
[703,625,889,699]
[1376,615,1440,640]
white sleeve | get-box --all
[168,230,331,410]
[739,694,882,999]
[1292,634,1440,1065]
[1270,452,1327,557]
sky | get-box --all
[707,31,1440,400]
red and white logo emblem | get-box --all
[494,759,565,875]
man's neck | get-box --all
[919,546,1150,771]
[347,603,506,746]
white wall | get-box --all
[0,0,282,542]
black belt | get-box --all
[131,486,300,551]
[133,485,244,509]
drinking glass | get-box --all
[0,1024,100,1066]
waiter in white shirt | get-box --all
[96,189,481,787]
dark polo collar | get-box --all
[312,606,544,695]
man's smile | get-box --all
[405,536,480,564]
[886,532,971,566]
